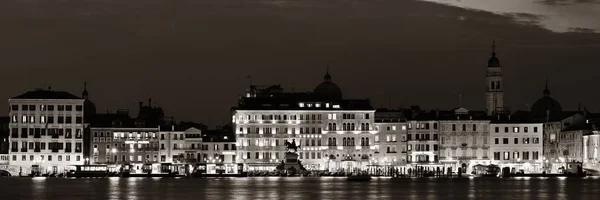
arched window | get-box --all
[333,138,337,146]
[351,123,355,130]
[343,138,347,146]
[328,123,332,131]
[491,81,495,90]
[496,81,500,89]
[328,138,332,146]
[366,123,370,131]
[366,138,369,146]
[361,123,365,131]
[387,146,391,153]
[351,138,355,146]
[361,138,365,146]
[342,123,346,131]
[333,123,337,131]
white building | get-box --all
[439,108,491,174]
[489,121,544,173]
[8,89,86,175]
[233,72,376,172]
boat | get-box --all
[347,173,372,182]
[66,165,109,178]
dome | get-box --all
[488,41,500,67]
[488,55,500,68]
[531,83,562,121]
[313,70,342,100]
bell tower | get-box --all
[485,41,504,116]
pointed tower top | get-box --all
[324,63,331,82]
[82,81,89,99]
[543,77,550,96]
[492,41,496,56]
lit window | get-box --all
[327,114,332,120]
[392,126,397,131]
[299,103,305,108]
[307,104,312,107]
[315,103,321,108]
[22,116,27,123]
[513,127,519,133]
[333,105,340,108]
[402,126,406,130]
[325,103,330,108]
[40,116,46,124]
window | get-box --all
[65,105,72,111]
[48,105,54,111]
[534,127,538,132]
[407,144,412,151]
[533,151,539,160]
[504,127,509,133]
[513,127,519,133]
[48,116,54,123]
[11,105,18,111]
[502,138,508,144]
[503,152,510,160]
[494,152,500,160]
[533,138,540,144]
[495,127,499,133]
[524,127,528,133]
[452,124,456,131]
[462,124,466,131]
[472,124,477,131]
[523,138,530,144]
[514,138,518,144]
[76,105,83,111]
[66,116,72,123]
[513,152,519,160]
[58,105,64,111]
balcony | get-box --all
[21,134,28,138]
[75,148,82,153]
[52,134,59,139]
[34,148,41,153]
[51,149,59,153]
[65,148,72,153]
[34,134,41,139]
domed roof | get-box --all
[313,69,343,100]
[531,81,562,121]
[488,41,500,68]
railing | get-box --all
[65,148,72,153]
[34,148,41,153]
[11,148,18,153]
[34,134,41,138]
[20,148,27,152]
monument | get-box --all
[278,139,304,174]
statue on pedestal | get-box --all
[285,139,301,153]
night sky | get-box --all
[1,0,599,126]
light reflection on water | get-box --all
[0,177,597,200]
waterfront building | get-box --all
[0,117,9,165]
[198,128,239,174]
[89,111,160,174]
[583,120,600,172]
[8,89,86,175]
[406,111,441,171]
[489,120,544,173]
[372,109,407,172]
[233,71,375,171]
[438,108,491,174]
[159,127,203,164]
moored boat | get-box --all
[347,173,372,182]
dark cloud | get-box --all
[1,0,599,125]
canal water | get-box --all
[1,177,599,199]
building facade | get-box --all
[8,89,86,175]
[439,108,491,173]
[489,122,543,173]
[233,72,376,172]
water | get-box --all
[1,177,600,200]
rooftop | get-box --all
[12,89,82,100]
